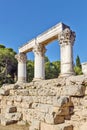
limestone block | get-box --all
[79,123,87,130]
[46,96,54,104]
[45,113,64,124]
[29,89,38,96]
[32,103,52,113]
[41,122,73,130]
[66,75,85,85]
[22,96,33,103]
[14,89,29,96]
[27,109,45,122]
[14,96,22,102]
[1,117,17,126]
[17,107,22,112]
[0,95,3,101]
[49,106,70,117]
[53,96,69,107]
[0,88,9,96]
[6,106,17,113]
[2,84,18,90]
[63,85,85,96]
[17,120,26,125]
[21,102,32,109]
[14,101,22,108]
[29,120,40,130]
[5,112,22,121]
[37,86,57,96]
[10,90,15,95]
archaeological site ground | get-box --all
[0,22,87,130]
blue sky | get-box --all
[0,0,87,63]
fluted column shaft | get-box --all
[59,28,76,76]
[33,44,46,80]
[15,53,27,83]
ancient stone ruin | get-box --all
[0,22,87,130]
[15,23,76,83]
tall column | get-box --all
[33,44,46,80]
[58,28,76,77]
[15,53,27,83]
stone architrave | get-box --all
[58,28,76,76]
[33,44,46,80]
[16,23,76,81]
[15,53,27,83]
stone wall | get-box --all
[0,75,87,130]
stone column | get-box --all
[58,28,76,77]
[33,44,46,80]
[15,53,27,83]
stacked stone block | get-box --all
[0,75,87,130]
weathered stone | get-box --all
[17,120,26,125]
[0,88,9,96]
[14,89,29,96]
[5,112,22,121]
[6,106,17,113]
[63,85,85,96]
[1,118,17,126]
[41,122,73,130]
[2,84,19,90]
[45,113,64,124]
[53,96,69,107]
[79,122,87,130]
[29,119,40,130]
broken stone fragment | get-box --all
[0,88,9,96]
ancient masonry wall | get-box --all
[0,75,87,130]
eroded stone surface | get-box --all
[0,75,87,130]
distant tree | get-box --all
[27,60,34,82]
[76,55,81,68]
[45,56,60,79]
[45,56,50,63]
[0,44,17,86]
[74,55,82,75]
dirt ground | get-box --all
[0,124,29,130]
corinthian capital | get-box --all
[58,28,76,46]
[33,44,46,57]
[15,53,27,63]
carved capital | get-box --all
[58,28,76,46]
[15,53,27,63]
[33,44,46,57]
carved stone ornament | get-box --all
[15,53,27,63]
[33,44,46,57]
[58,28,76,46]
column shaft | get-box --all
[35,53,45,79]
[59,28,76,76]
[15,53,27,83]
[33,44,46,80]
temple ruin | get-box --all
[1,23,87,130]
[15,22,76,82]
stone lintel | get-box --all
[19,23,69,53]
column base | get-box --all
[59,72,75,77]
[17,77,26,83]
[33,77,45,81]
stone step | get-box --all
[1,117,17,126]
[40,122,73,130]
[0,112,22,126]
[5,112,22,121]
[5,106,17,113]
